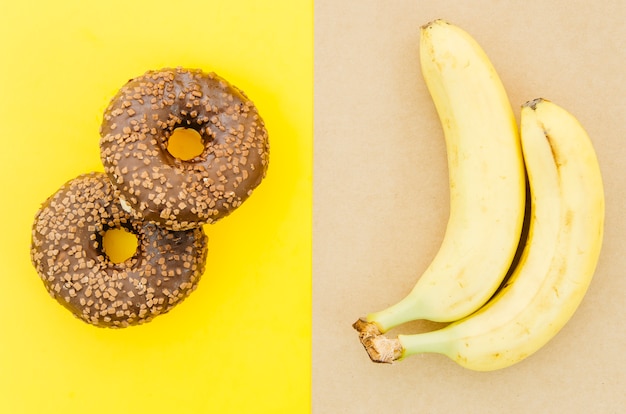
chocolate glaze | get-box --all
[99,67,270,231]
[30,172,208,328]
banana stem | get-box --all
[353,318,452,363]
[352,319,403,363]
[398,329,454,359]
[366,292,429,332]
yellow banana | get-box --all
[355,99,605,371]
[363,20,526,331]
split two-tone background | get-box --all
[1,1,624,412]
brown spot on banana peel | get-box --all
[544,131,566,168]
[524,98,565,168]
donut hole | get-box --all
[102,227,139,264]
[167,127,204,161]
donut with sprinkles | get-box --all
[99,67,270,231]
[30,172,208,328]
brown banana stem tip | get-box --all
[352,319,403,363]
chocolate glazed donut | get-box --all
[30,172,208,328]
[99,67,270,231]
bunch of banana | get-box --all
[353,20,605,371]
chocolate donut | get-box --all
[99,67,270,231]
[30,172,208,328]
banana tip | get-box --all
[523,97,551,110]
[421,19,450,30]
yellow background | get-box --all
[0,1,312,413]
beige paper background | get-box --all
[313,1,626,412]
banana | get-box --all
[354,99,605,371]
[363,19,526,331]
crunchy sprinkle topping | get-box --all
[99,67,270,231]
[30,172,208,328]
